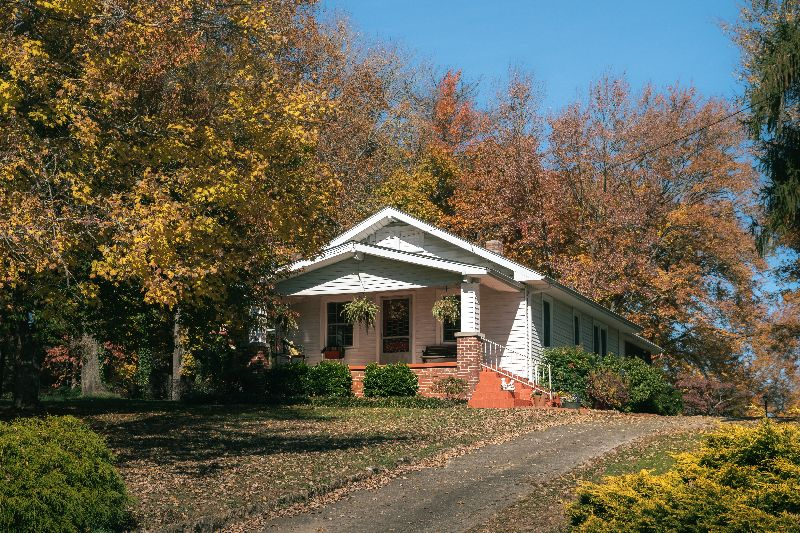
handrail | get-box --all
[481,337,551,395]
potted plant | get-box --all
[533,389,546,407]
[432,295,460,323]
[342,297,378,330]
[560,391,581,409]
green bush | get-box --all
[586,368,630,410]
[265,360,310,398]
[0,416,131,532]
[569,421,800,531]
[599,355,678,414]
[307,361,353,397]
[543,346,598,406]
[310,396,465,408]
[362,362,419,397]
[544,346,680,415]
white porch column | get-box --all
[460,279,481,333]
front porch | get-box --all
[285,284,488,366]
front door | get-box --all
[381,297,411,363]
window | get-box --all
[442,296,461,343]
[326,302,353,347]
[542,299,552,348]
[601,328,607,356]
[593,324,608,356]
[573,313,581,346]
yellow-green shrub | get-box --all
[569,421,800,532]
[0,416,132,532]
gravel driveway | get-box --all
[260,415,710,533]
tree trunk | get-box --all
[13,318,40,411]
[170,308,185,401]
[0,336,6,398]
[80,334,106,396]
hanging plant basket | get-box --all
[432,295,460,324]
[342,297,378,330]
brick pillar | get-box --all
[455,332,483,394]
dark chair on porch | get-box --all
[421,344,458,363]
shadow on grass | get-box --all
[99,408,407,466]
[1,398,412,474]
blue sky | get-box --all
[320,0,744,111]
[320,1,799,295]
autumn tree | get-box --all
[731,0,800,405]
[1,0,339,405]
[447,72,554,268]
[447,75,765,376]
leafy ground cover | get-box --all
[1,399,597,530]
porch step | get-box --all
[468,368,559,409]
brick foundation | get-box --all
[348,362,461,398]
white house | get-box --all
[275,207,661,401]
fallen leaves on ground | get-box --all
[61,402,626,531]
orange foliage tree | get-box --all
[447,76,765,375]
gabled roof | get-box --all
[327,207,546,283]
[285,241,489,278]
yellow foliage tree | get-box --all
[0,0,339,406]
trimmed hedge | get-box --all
[598,355,682,415]
[265,360,353,399]
[265,360,310,399]
[569,421,800,531]
[0,416,131,532]
[362,362,419,397]
[307,361,353,397]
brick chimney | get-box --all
[484,239,504,255]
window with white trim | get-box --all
[326,301,354,347]
[542,297,552,348]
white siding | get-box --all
[460,281,481,332]
[482,287,529,376]
[288,297,321,363]
[412,288,438,362]
[528,295,629,362]
[608,327,620,355]
[530,291,543,361]
[277,255,461,296]
[553,299,573,347]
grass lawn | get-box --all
[2,398,596,530]
[470,429,706,533]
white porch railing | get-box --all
[481,337,551,390]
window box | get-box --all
[321,346,346,359]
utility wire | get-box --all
[604,101,755,173]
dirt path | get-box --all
[260,416,710,533]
